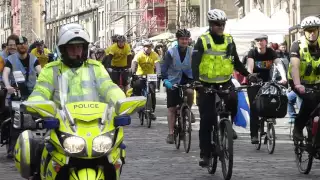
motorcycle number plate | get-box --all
[147,74,157,82]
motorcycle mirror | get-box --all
[114,115,131,127]
[21,101,57,117]
[115,96,146,116]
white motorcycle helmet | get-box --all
[57,23,90,67]
[207,9,227,22]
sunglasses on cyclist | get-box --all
[210,21,226,27]
[305,27,319,33]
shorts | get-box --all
[166,88,183,108]
[110,67,129,86]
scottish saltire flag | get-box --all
[232,78,250,128]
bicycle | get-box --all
[248,80,280,154]
[196,84,244,180]
[255,117,276,154]
[294,87,320,174]
[136,74,157,128]
[172,83,193,153]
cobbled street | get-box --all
[1,94,320,180]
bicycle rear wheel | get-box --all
[220,119,233,180]
[146,94,152,128]
[267,122,276,154]
[139,111,144,125]
[182,107,192,153]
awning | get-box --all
[149,32,175,41]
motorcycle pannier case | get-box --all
[14,130,43,179]
[254,82,288,118]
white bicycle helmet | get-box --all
[142,39,153,46]
[57,23,90,47]
[207,9,227,21]
[301,16,320,29]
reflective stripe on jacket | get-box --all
[288,37,320,84]
[199,32,234,83]
[28,59,126,106]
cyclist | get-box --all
[154,42,164,92]
[30,39,53,67]
[246,34,287,144]
[288,16,320,141]
[191,9,251,166]
[2,36,42,158]
[105,34,119,56]
[95,48,106,62]
[105,35,132,92]
[3,36,42,97]
[131,39,160,120]
[162,29,195,144]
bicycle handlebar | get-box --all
[304,88,320,94]
[111,68,129,73]
[193,83,246,94]
[172,83,193,89]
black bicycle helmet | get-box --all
[117,35,126,42]
[176,29,191,39]
[111,34,119,43]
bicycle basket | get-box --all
[254,82,288,118]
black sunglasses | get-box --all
[211,21,226,27]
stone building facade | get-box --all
[0,0,11,44]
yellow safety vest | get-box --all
[28,59,126,106]
[288,37,320,84]
[199,32,234,83]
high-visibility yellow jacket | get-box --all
[28,59,126,106]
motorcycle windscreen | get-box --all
[58,67,109,121]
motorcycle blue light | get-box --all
[114,115,131,127]
[120,143,126,149]
[43,118,60,129]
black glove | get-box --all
[48,53,54,62]
[248,73,259,83]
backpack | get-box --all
[254,82,288,118]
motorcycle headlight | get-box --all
[92,135,113,153]
[63,136,86,154]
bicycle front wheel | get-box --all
[220,119,233,180]
[182,107,192,153]
[267,122,276,154]
[146,93,152,128]
[295,127,313,174]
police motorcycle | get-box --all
[14,73,146,179]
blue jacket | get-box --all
[7,53,38,93]
[161,46,193,84]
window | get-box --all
[102,11,104,30]
[98,12,101,30]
